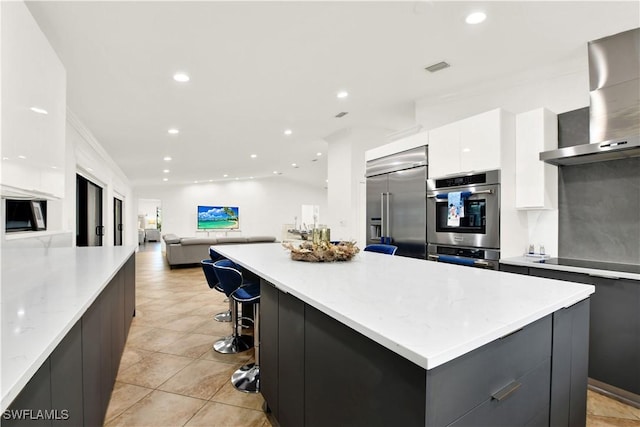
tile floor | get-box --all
[105,242,640,426]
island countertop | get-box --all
[214,243,594,371]
[1,246,136,411]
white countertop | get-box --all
[500,257,640,281]
[214,243,594,371]
[1,246,136,411]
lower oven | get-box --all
[426,170,500,268]
[427,244,500,270]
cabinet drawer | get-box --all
[448,359,551,427]
[426,316,551,427]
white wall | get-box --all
[134,177,327,243]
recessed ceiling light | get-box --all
[18,155,27,159]
[462,148,471,153]
[235,177,239,180]
[163,178,169,182]
[163,169,170,173]
[223,174,229,178]
[250,154,257,158]
[316,152,322,157]
[337,91,349,99]
[50,166,58,169]
[250,176,254,179]
[465,12,486,24]
[209,179,213,182]
[2,157,9,160]
[291,163,298,168]
[30,107,48,115]
[273,171,279,174]
[164,156,172,161]
[168,128,179,135]
[284,129,293,136]
[173,72,190,82]
[194,180,198,184]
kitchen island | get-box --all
[216,243,595,427]
[1,246,136,425]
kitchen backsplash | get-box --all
[557,108,640,264]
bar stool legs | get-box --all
[214,298,232,322]
[213,298,253,354]
[232,303,260,393]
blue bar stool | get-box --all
[210,259,255,354]
[364,244,398,255]
[229,281,261,393]
[201,259,232,322]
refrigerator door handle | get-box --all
[386,192,391,241]
[380,193,386,239]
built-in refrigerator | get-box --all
[365,146,427,259]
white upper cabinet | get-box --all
[1,1,66,199]
[428,109,506,178]
[515,108,558,210]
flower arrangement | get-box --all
[282,240,360,262]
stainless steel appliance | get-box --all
[540,28,640,165]
[426,170,500,269]
[365,146,427,259]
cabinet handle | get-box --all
[491,381,521,402]
[588,273,620,280]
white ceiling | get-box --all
[25,1,640,188]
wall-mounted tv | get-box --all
[197,206,239,230]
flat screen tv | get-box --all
[197,206,239,230]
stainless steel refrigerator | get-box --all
[365,146,427,259]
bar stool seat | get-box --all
[210,259,255,354]
[201,259,232,322]
[363,244,398,255]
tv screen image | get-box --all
[197,206,239,230]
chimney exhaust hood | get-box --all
[540,28,640,166]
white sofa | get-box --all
[162,233,277,268]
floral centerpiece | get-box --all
[282,240,360,262]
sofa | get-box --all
[162,233,277,268]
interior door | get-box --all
[114,197,123,246]
[77,174,104,246]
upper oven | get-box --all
[427,170,500,250]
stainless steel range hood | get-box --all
[541,28,640,166]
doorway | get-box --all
[114,197,123,246]
[77,174,104,246]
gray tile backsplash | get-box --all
[558,157,640,264]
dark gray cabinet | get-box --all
[6,254,135,427]
[260,277,586,426]
[589,277,640,395]
[499,263,640,400]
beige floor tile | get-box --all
[190,317,236,337]
[158,359,237,400]
[105,390,207,427]
[117,352,193,389]
[211,380,265,411]
[184,401,268,427]
[104,382,153,424]
[588,391,640,420]
[160,315,211,333]
[125,326,185,352]
[158,333,217,358]
[587,414,640,427]
[117,347,154,373]
[200,347,254,366]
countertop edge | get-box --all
[500,257,640,281]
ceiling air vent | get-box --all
[425,61,450,73]
[335,112,348,118]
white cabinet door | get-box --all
[515,108,557,209]
[429,109,505,178]
[1,2,66,199]
[459,110,502,173]
[428,123,460,178]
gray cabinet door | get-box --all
[259,280,279,418]
[50,323,83,427]
[4,362,52,427]
[590,277,640,395]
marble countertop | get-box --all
[213,243,594,371]
[1,246,136,411]
[500,257,640,281]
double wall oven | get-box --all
[427,170,500,269]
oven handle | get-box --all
[429,254,492,268]
[427,189,494,199]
